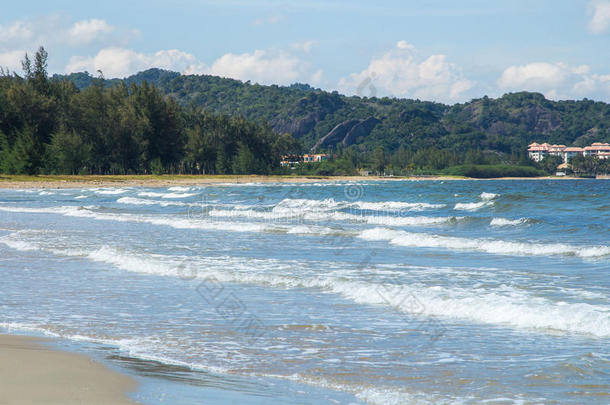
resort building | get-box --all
[584,142,610,158]
[528,142,610,163]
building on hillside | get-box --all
[528,142,609,163]
[527,142,552,162]
[583,142,610,158]
[562,147,585,162]
[303,154,328,163]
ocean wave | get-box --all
[490,217,529,227]
[137,191,197,199]
[274,198,445,213]
[0,204,341,236]
[116,197,191,207]
[454,192,499,211]
[480,192,499,200]
[454,201,493,211]
[3,235,609,338]
[94,188,129,195]
[358,227,610,258]
[210,208,460,226]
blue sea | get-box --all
[0,180,609,404]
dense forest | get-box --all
[0,48,298,175]
[55,64,610,176]
[1,47,608,176]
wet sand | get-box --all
[0,334,137,404]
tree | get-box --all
[232,142,257,174]
[14,126,45,174]
[374,146,387,174]
[48,128,91,174]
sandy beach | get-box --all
[0,174,583,189]
[0,334,137,404]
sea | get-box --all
[0,179,608,404]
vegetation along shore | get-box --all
[1,47,608,179]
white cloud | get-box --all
[498,61,610,100]
[66,48,203,77]
[338,41,474,102]
[396,40,414,50]
[66,45,321,85]
[205,49,310,85]
[498,62,566,88]
[0,50,26,71]
[69,19,115,45]
[588,0,610,34]
[0,21,33,43]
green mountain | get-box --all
[54,68,610,156]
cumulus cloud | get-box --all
[0,50,26,71]
[66,48,203,78]
[588,0,610,33]
[65,46,321,86]
[338,40,474,102]
[68,19,115,45]
[0,21,33,43]
[498,61,610,100]
[498,62,566,88]
[205,50,305,85]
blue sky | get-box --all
[1,0,609,103]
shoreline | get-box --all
[0,333,138,404]
[0,174,595,189]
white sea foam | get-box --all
[94,188,128,195]
[480,192,499,200]
[167,186,191,191]
[454,201,493,211]
[353,201,445,211]
[0,204,338,235]
[74,195,88,199]
[358,227,610,258]
[3,234,609,338]
[138,191,196,199]
[274,198,445,213]
[209,208,459,226]
[454,192,499,211]
[116,197,190,207]
[490,217,528,227]
[38,191,55,195]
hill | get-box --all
[54,69,610,156]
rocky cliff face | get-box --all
[311,117,380,151]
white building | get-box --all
[528,142,609,163]
[583,142,610,158]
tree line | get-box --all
[0,47,300,175]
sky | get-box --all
[1,0,609,104]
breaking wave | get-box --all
[358,227,610,258]
[2,234,609,338]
